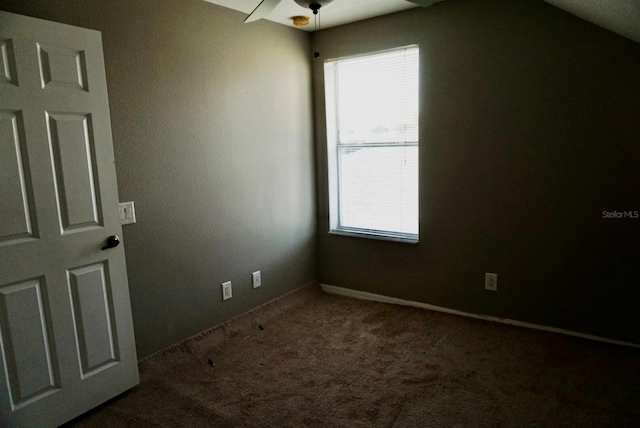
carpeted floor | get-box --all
[67,284,640,427]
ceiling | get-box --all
[202,0,640,44]
[542,0,640,44]
[202,0,421,31]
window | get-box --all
[324,45,419,243]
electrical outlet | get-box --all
[485,273,497,291]
[222,281,232,301]
[252,271,261,289]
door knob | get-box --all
[101,235,120,250]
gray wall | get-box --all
[4,0,639,357]
[314,0,640,343]
[1,0,317,358]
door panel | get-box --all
[38,44,88,92]
[0,278,58,409]
[47,112,102,232]
[0,39,18,85]
[0,110,37,243]
[68,262,119,377]
[0,11,139,427]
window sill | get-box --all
[329,228,419,244]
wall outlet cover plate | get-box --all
[485,273,497,291]
[252,271,261,288]
[222,281,232,300]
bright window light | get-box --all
[324,45,419,242]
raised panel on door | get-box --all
[37,43,88,92]
[0,110,38,244]
[0,39,18,86]
[0,278,59,410]
[68,262,119,378]
[46,112,103,233]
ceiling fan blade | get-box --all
[405,0,446,6]
[244,0,283,23]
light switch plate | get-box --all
[252,271,261,289]
[119,201,136,225]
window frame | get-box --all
[324,45,420,244]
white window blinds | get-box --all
[325,45,419,242]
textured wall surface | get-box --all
[313,0,640,343]
[1,0,317,358]
[4,0,639,357]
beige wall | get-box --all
[313,0,640,343]
[1,0,317,358]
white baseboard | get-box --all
[320,283,640,349]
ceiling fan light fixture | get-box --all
[291,0,335,59]
[292,15,310,26]
[293,0,335,11]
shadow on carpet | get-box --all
[66,284,640,427]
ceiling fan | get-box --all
[244,0,445,24]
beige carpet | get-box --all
[67,284,640,427]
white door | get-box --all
[0,11,139,427]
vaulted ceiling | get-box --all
[203,0,640,44]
